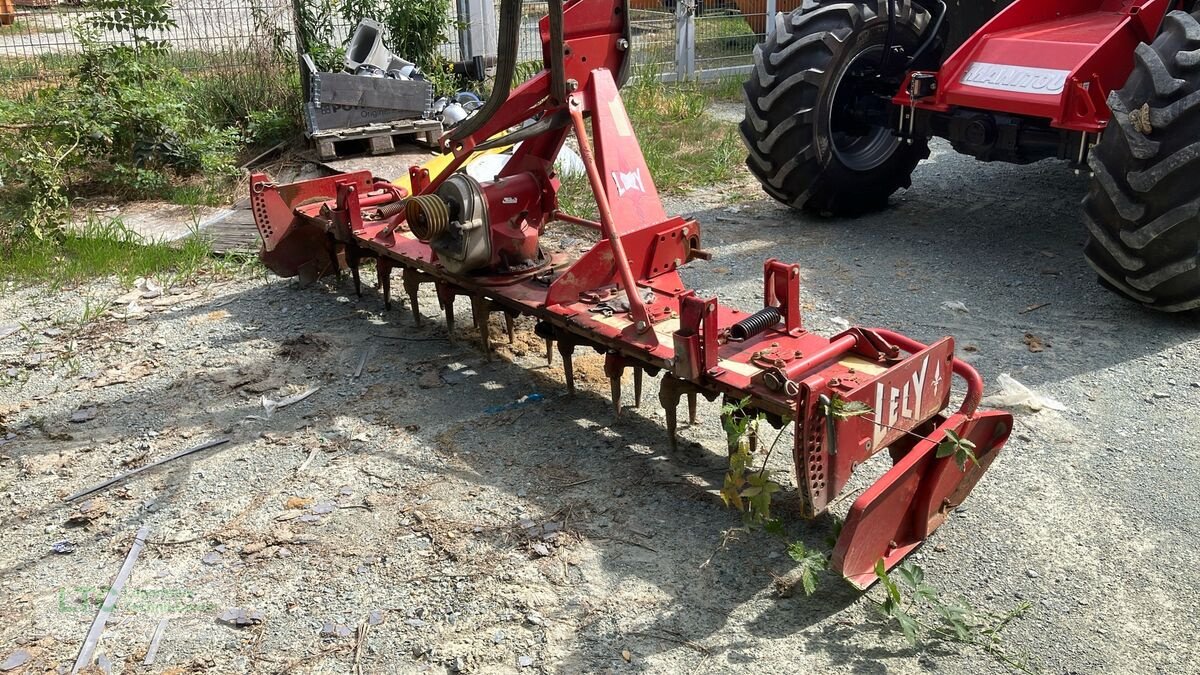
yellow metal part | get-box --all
[393,138,513,194]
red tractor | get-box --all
[741,0,1200,311]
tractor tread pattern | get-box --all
[740,0,931,215]
[1084,10,1200,311]
[1135,43,1187,98]
[1107,93,1161,159]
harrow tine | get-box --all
[504,312,517,344]
[604,352,624,417]
[557,341,575,394]
[402,268,421,325]
[545,338,554,366]
[472,297,493,360]
[377,259,393,310]
[436,284,456,340]
[687,391,698,426]
[349,248,363,298]
[609,374,622,416]
[659,377,681,451]
[633,367,643,407]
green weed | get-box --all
[2,217,211,288]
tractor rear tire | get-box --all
[741,1,931,216]
[1083,10,1200,312]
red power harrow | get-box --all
[251,0,1011,588]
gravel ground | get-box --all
[2,138,1199,674]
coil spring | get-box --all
[729,306,782,341]
[407,194,450,241]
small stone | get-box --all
[518,655,534,668]
[320,622,353,638]
[69,406,98,423]
[405,618,426,627]
[1,649,30,671]
[202,552,222,565]
[311,502,335,515]
[1026,569,1039,579]
[530,542,552,557]
[368,609,385,626]
[276,547,292,558]
[492,630,505,644]
[242,542,266,555]
[285,496,313,509]
[217,607,264,627]
[50,540,75,554]
[418,369,444,389]
[1152,391,1170,399]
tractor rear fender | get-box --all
[900,0,1177,132]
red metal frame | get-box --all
[896,0,1177,132]
[250,0,1012,588]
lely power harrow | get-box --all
[250,0,1011,587]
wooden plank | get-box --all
[310,117,441,142]
[142,619,168,666]
[65,438,231,502]
[71,527,151,674]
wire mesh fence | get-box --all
[0,0,780,101]
[0,0,305,98]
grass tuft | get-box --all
[559,72,746,220]
[3,217,213,288]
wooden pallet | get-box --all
[311,118,442,161]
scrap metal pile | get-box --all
[251,0,1011,587]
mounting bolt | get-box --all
[635,320,649,333]
[567,79,579,92]
[617,38,630,51]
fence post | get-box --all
[675,0,696,81]
[766,0,777,38]
[289,0,312,99]
[457,0,497,62]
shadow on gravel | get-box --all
[681,154,1200,389]
[218,277,867,663]
[5,272,872,668]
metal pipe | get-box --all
[871,328,983,417]
[779,333,860,384]
[359,192,399,207]
[567,103,654,337]
[551,210,602,229]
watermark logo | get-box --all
[57,586,216,616]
